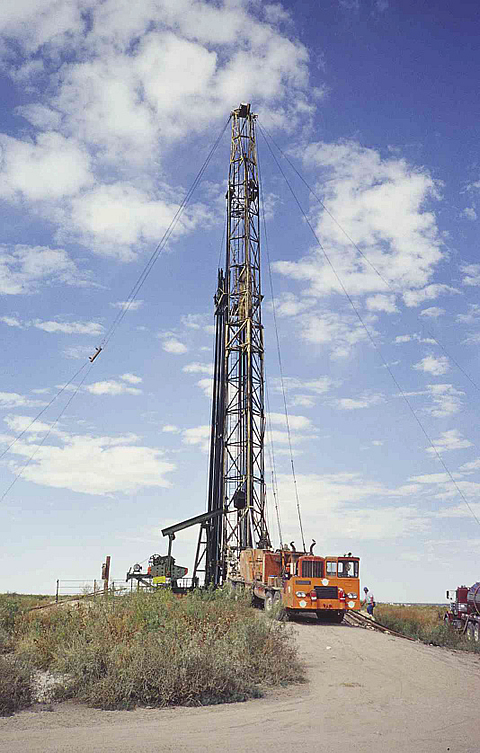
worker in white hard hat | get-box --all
[362,586,375,618]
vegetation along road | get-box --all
[1,618,479,753]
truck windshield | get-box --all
[302,560,323,578]
[338,560,359,578]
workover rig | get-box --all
[127,104,361,621]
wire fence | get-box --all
[55,578,129,602]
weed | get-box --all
[0,656,33,716]
[375,604,480,654]
[7,588,305,710]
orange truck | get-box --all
[233,547,361,622]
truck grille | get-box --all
[315,586,338,599]
[302,561,324,578]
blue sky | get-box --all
[1,0,480,601]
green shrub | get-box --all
[10,588,305,710]
[0,656,33,716]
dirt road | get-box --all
[1,618,479,753]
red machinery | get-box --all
[444,583,480,642]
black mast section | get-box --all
[194,103,270,587]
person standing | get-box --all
[362,586,375,617]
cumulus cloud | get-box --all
[33,319,104,335]
[296,310,373,359]
[85,380,142,396]
[461,207,477,221]
[273,140,443,304]
[274,472,429,542]
[0,392,47,409]
[402,283,459,307]
[419,306,445,319]
[162,338,188,355]
[460,263,480,287]
[426,429,472,455]
[0,0,315,259]
[120,373,142,384]
[2,416,175,495]
[182,424,210,453]
[331,393,384,410]
[196,378,214,398]
[0,244,91,294]
[110,300,144,311]
[182,362,214,375]
[413,354,449,376]
[162,424,180,434]
[0,132,93,202]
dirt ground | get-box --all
[1,617,479,753]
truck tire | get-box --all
[264,591,274,613]
[474,623,479,643]
[466,622,474,641]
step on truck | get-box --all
[231,546,361,622]
[445,582,480,642]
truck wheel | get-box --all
[466,622,474,641]
[474,624,479,643]
[264,591,274,613]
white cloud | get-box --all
[0,132,93,202]
[120,373,142,384]
[461,207,477,221]
[110,300,144,311]
[394,332,436,345]
[402,283,459,307]
[426,429,472,455]
[413,354,449,376]
[272,292,316,317]
[182,424,210,453]
[365,294,398,313]
[419,306,445,319]
[267,412,313,431]
[274,376,335,395]
[3,417,174,495]
[162,424,180,434]
[460,263,480,287]
[85,380,142,396]
[196,378,214,398]
[0,0,315,262]
[426,384,464,418]
[33,319,104,336]
[0,392,47,409]
[456,303,480,323]
[63,345,92,360]
[162,338,188,355]
[0,315,23,328]
[332,393,384,410]
[296,310,372,359]
[182,362,214,375]
[275,472,429,541]
[459,458,480,472]
[0,244,91,294]
[273,140,443,303]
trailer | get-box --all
[444,583,480,642]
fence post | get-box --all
[94,579,97,599]
[56,579,59,603]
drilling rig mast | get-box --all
[194,103,271,587]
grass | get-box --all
[375,604,480,654]
[2,587,305,712]
[0,655,33,716]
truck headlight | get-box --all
[295,591,306,598]
[458,603,468,612]
[347,593,358,599]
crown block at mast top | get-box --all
[232,102,257,120]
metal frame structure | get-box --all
[194,103,270,587]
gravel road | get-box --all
[1,618,479,753]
